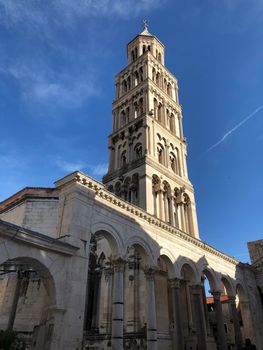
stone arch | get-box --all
[236,282,249,302]
[158,252,175,278]
[0,255,56,306]
[176,257,199,283]
[91,221,125,257]
[125,235,156,266]
[221,275,235,296]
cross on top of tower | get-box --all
[143,19,149,31]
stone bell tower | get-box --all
[103,23,199,238]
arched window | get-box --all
[120,110,126,127]
[157,103,162,122]
[120,151,127,167]
[122,80,127,94]
[123,177,131,201]
[143,45,146,53]
[131,173,139,204]
[131,50,135,62]
[167,83,172,97]
[156,72,161,87]
[158,53,162,62]
[127,76,131,90]
[134,71,139,86]
[148,45,151,51]
[153,98,158,119]
[134,143,142,160]
[183,194,191,234]
[135,47,138,59]
[163,181,172,224]
[157,144,164,165]
[138,98,143,116]
[115,182,121,196]
[152,175,161,217]
[170,153,177,173]
[169,114,175,132]
[108,185,114,193]
[134,102,138,119]
[139,67,143,82]
[152,67,156,82]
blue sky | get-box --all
[0,0,262,262]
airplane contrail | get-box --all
[207,105,263,152]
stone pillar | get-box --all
[145,268,158,350]
[228,296,243,350]
[211,291,228,350]
[91,269,102,331]
[190,284,207,350]
[169,278,184,350]
[201,276,211,335]
[7,270,23,331]
[111,258,125,350]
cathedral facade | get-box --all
[0,27,263,350]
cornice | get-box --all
[55,171,239,266]
[0,219,79,256]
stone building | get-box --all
[0,26,263,350]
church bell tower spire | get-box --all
[103,25,199,238]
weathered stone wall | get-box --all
[0,199,59,237]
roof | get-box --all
[0,187,60,212]
[206,295,229,304]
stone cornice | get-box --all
[55,172,239,266]
[0,219,79,256]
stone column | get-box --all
[7,269,23,331]
[201,276,211,336]
[91,269,102,331]
[169,278,184,350]
[111,258,125,350]
[228,296,243,350]
[211,291,228,350]
[190,284,207,350]
[145,268,158,350]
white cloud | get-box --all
[55,159,87,173]
[55,158,108,177]
[90,163,108,177]
[0,0,163,28]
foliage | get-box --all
[0,330,26,350]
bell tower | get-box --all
[103,24,199,238]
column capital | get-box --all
[168,278,181,289]
[210,290,222,301]
[112,257,126,272]
[227,295,236,303]
[190,283,202,295]
[144,266,157,280]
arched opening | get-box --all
[158,53,162,63]
[169,113,175,133]
[152,175,161,218]
[156,72,161,87]
[120,150,127,168]
[155,255,175,348]
[220,277,244,349]
[157,102,162,122]
[134,143,142,160]
[236,283,255,346]
[157,143,164,165]
[139,67,143,82]
[85,230,120,347]
[134,71,139,87]
[179,262,199,347]
[0,257,56,349]
[123,243,151,348]
[163,181,172,224]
